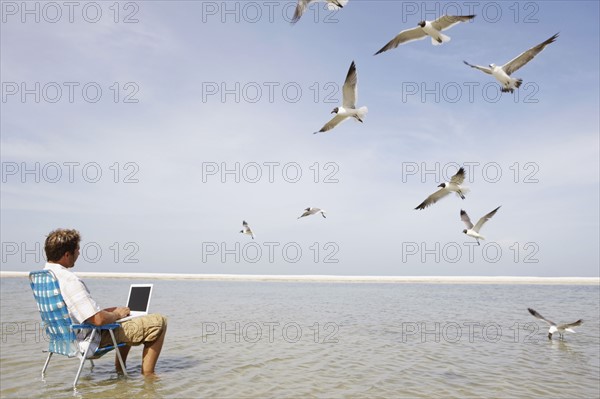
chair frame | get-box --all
[29,270,128,387]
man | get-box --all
[43,228,167,376]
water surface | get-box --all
[1,277,599,398]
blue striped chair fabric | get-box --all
[29,270,128,386]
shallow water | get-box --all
[1,277,599,398]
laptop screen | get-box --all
[127,285,152,312]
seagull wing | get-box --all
[460,210,474,229]
[299,208,322,218]
[559,319,583,330]
[374,27,428,55]
[528,308,556,326]
[502,33,559,76]
[298,209,312,218]
[328,0,348,9]
[463,60,493,75]
[342,61,358,108]
[317,114,348,133]
[242,221,254,238]
[415,187,450,210]
[450,167,466,185]
[473,206,501,232]
[431,14,475,31]
[291,0,315,23]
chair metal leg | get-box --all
[42,352,53,376]
[73,330,96,387]
[73,357,87,388]
[110,330,128,377]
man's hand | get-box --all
[86,307,130,326]
[114,307,130,320]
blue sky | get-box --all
[1,1,598,276]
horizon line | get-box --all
[2,271,599,285]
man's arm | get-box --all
[85,307,130,326]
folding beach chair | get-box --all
[29,270,128,387]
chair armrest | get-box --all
[72,323,121,330]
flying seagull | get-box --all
[292,0,348,24]
[528,308,583,340]
[374,14,475,55]
[315,61,368,134]
[240,220,255,239]
[414,167,469,210]
[460,206,501,245]
[298,207,327,219]
[463,33,559,92]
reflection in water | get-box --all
[550,339,588,363]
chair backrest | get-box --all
[29,270,79,357]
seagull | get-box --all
[414,167,469,210]
[239,220,255,239]
[315,61,368,134]
[298,207,327,219]
[528,308,583,340]
[463,33,559,93]
[460,206,501,245]
[292,0,348,24]
[374,14,475,54]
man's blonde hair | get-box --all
[45,229,81,262]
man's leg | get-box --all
[141,322,167,376]
[112,314,167,375]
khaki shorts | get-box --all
[99,314,167,347]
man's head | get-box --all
[45,229,81,268]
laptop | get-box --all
[116,284,153,322]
